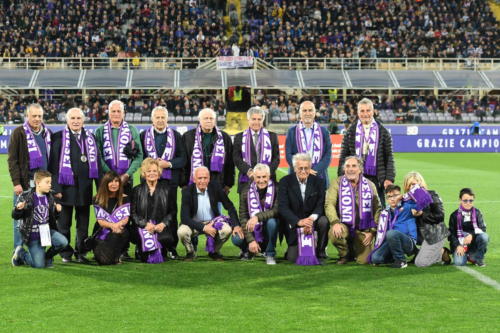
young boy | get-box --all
[11,170,68,268]
[449,188,488,267]
[370,185,419,268]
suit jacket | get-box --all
[180,182,240,233]
[278,174,325,245]
[49,129,99,207]
[131,181,176,229]
[182,128,234,188]
[233,129,280,192]
[140,128,187,187]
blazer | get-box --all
[131,181,176,229]
[180,182,240,233]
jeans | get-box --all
[371,230,415,263]
[13,192,23,249]
[453,232,489,266]
[19,230,68,268]
[232,218,278,257]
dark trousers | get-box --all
[168,184,179,253]
[57,204,90,259]
[286,216,329,263]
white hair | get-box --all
[299,101,316,117]
[357,98,374,112]
[198,108,217,120]
[247,106,266,120]
[108,99,125,113]
[151,106,168,119]
[192,166,210,178]
[342,155,364,173]
[65,107,85,122]
[253,163,270,175]
[25,103,44,117]
[292,153,312,168]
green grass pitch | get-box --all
[0,153,498,332]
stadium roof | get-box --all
[0,69,498,90]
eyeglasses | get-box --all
[387,194,401,199]
[462,199,474,203]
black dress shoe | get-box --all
[337,257,348,265]
[239,251,253,261]
[317,250,328,260]
[184,252,196,262]
[208,253,224,262]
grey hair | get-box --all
[342,155,364,173]
[151,106,168,119]
[192,166,210,178]
[357,98,374,112]
[198,108,217,120]
[108,99,125,113]
[299,100,316,117]
[253,163,270,175]
[25,103,44,117]
[247,106,266,120]
[65,107,85,121]
[292,153,312,168]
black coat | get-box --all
[278,174,325,245]
[448,207,486,251]
[140,128,187,187]
[232,129,280,192]
[49,129,99,206]
[182,128,234,188]
[131,181,176,229]
[416,190,449,245]
[180,182,240,233]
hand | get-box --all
[223,186,231,194]
[111,224,123,234]
[16,201,26,210]
[298,217,313,229]
[411,209,423,217]
[332,223,344,238]
[155,223,166,233]
[203,222,217,237]
[247,170,254,179]
[55,204,62,212]
[54,193,63,199]
[463,234,473,245]
[120,173,130,184]
[309,169,318,176]
[303,225,312,235]
[246,216,259,232]
[362,232,374,246]
[14,185,23,195]
[455,246,465,256]
[232,226,244,239]
[383,180,393,189]
[248,241,261,254]
[145,222,156,234]
[158,159,171,169]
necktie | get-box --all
[253,133,259,156]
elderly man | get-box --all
[338,98,395,206]
[233,107,279,193]
[232,163,279,264]
[182,108,234,191]
[94,100,143,196]
[140,106,186,258]
[49,108,99,263]
[326,156,382,264]
[278,153,329,263]
[285,101,331,187]
[8,103,52,250]
[178,166,242,261]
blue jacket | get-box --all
[391,200,418,240]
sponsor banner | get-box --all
[277,134,342,168]
[393,135,500,152]
[386,125,500,136]
[216,56,254,69]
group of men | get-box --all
[8,97,395,265]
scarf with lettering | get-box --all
[190,126,225,184]
[144,126,176,179]
[338,175,375,234]
[296,227,320,266]
[102,121,131,175]
[367,207,400,263]
[205,215,230,253]
[247,180,275,242]
[23,122,51,170]
[355,120,378,176]
[30,194,49,241]
[240,128,272,183]
[94,203,130,241]
[456,205,483,245]
[403,184,433,211]
[138,220,164,264]
[296,122,323,166]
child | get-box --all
[449,188,488,267]
[369,185,419,268]
[11,170,68,268]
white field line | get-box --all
[455,266,500,291]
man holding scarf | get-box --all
[140,106,186,258]
[326,156,382,264]
[49,108,99,263]
[285,101,331,187]
[182,108,234,192]
[233,163,279,264]
[94,100,143,196]
[8,103,52,251]
[233,107,279,193]
[338,98,395,206]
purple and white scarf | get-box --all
[190,126,225,184]
[403,184,433,211]
[30,194,49,241]
[355,120,379,176]
[58,128,99,185]
[94,203,130,241]
[205,215,230,253]
[247,180,275,243]
[296,122,323,166]
[138,220,164,264]
[23,122,51,170]
[102,121,131,175]
[240,128,272,183]
[338,175,376,233]
[456,205,483,245]
[296,227,320,266]
[144,126,176,179]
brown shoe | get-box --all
[209,253,224,262]
[337,257,348,265]
[184,252,195,262]
[441,247,451,265]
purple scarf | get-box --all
[338,175,376,234]
[190,126,225,184]
[240,128,272,183]
[296,122,324,166]
[94,203,130,241]
[205,215,230,253]
[23,122,51,170]
[138,220,164,264]
[102,121,131,175]
[368,207,400,263]
[58,128,99,185]
[30,194,49,241]
[355,120,379,176]
[247,180,275,243]
[296,227,320,266]
[403,184,433,211]
[144,126,176,179]
[456,205,482,244]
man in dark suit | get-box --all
[278,153,329,263]
[178,166,242,261]
[49,108,100,263]
[140,106,186,258]
[182,108,234,192]
[233,107,279,193]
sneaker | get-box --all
[76,255,91,264]
[11,245,24,267]
[391,260,408,269]
[45,258,54,268]
[239,251,252,261]
[184,252,196,262]
[265,256,277,265]
[475,260,486,267]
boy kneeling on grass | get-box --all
[369,185,420,268]
[11,170,68,268]
[449,188,489,267]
